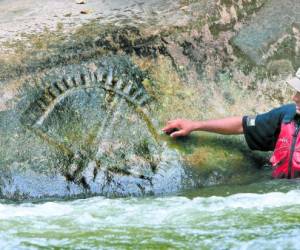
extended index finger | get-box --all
[162,121,180,132]
[162,123,175,132]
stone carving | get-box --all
[0,57,186,199]
[2,0,287,200]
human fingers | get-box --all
[162,120,178,131]
[170,129,187,138]
[162,124,178,133]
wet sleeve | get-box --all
[242,106,289,151]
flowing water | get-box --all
[1,0,299,249]
[1,179,300,250]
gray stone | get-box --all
[233,0,300,64]
[0,56,188,200]
[0,0,278,201]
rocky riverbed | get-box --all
[0,0,299,200]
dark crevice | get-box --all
[80,73,86,85]
[80,177,90,190]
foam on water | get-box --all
[0,189,300,249]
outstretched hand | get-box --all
[162,119,196,138]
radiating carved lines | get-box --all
[18,61,163,190]
[20,62,156,163]
[21,63,152,129]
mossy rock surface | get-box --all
[0,56,191,200]
[1,0,296,200]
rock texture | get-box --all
[1,56,186,199]
[1,0,299,200]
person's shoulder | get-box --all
[265,103,295,115]
[272,103,296,119]
[275,103,296,112]
[267,103,296,123]
[243,104,296,151]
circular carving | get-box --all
[18,57,184,196]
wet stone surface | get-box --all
[2,0,298,200]
[0,56,187,199]
[233,0,300,65]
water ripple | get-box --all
[0,189,300,249]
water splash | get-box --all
[1,184,300,249]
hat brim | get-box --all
[287,77,300,92]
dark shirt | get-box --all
[242,103,296,151]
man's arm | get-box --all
[162,117,243,138]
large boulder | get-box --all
[2,0,298,200]
[0,56,187,199]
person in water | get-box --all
[162,68,300,179]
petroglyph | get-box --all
[1,0,279,200]
[17,57,179,194]
[20,63,151,128]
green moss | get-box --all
[241,0,267,17]
[159,132,269,187]
[220,0,233,7]
[134,56,206,125]
[132,56,267,177]
[0,20,167,84]
[134,139,151,160]
[161,130,268,175]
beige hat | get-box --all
[287,68,300,92]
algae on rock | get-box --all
[1,0,298,200]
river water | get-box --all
[1,0,299,248]
[1,179,300,250]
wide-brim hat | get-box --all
[287,68,300,92]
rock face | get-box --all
[1,56,186,199]
[1,0,299,200]
[233,0,300,65]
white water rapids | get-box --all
[1,183,300,250]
